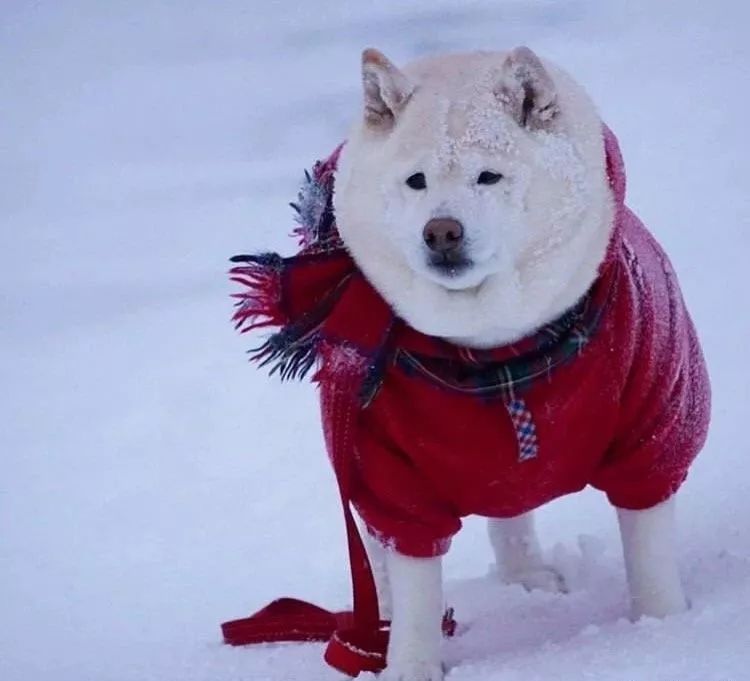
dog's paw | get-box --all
[504,565,568,594]
[381,660,444,681]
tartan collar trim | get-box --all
[391,260,618,399]
[232,124,625,403]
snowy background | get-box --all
[2,1,749,679]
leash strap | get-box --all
[221,357,455,676]
[321,358,389,675]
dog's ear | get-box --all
[361,48,414,131]
[497,47,560,131]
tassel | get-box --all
[291,144,345,249]
[229,251,321,381]
[291,168,331,248]
[251,325,321,381]
[229,253,285,333]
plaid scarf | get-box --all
[230,135,619,462]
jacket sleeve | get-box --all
[591,221,711,509]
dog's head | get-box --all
[334,48,614,347]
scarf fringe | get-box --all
[253,326,321,381]
[229,253,285,333]
[290,144,343,249]
[290,168,331,249]
[229,252,321,380]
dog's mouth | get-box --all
[427,253,473,278]
[423,252,488,291]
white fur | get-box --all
[364,529,393,619]
[617,498,688,619]
[341,47,686,678]
[376,504,686,679]
[382,552,444,681]
[334,49,614,347]
[488,512,567,593]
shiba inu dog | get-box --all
[327,47,710,680]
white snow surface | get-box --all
[2,2,749,679]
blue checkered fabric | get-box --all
[505,399,539,461]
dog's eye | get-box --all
[405,172,427,190]
[477,171,503,185]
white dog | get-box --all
[328,47,710,681]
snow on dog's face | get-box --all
[334,48,614,347]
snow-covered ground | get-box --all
[2,1,749,679]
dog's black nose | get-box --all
[423,218,464,253]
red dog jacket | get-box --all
[231,127,711,560]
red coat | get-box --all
[231,128,711,561]
[350,161,711,559]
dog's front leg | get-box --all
[364,532,392,619]
[617,497,688,619]
[383,551,444,681]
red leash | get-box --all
[221,351,455,677]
